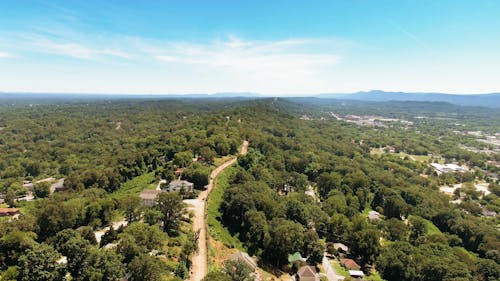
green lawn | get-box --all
[366,269,385,281]
[331,260,349,278]
[111,171,157,199]
[409,215,442,235]
[207,166,244,250]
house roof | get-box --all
[139,189,162,200]
[348,270,365,277]
[368,210,381,221]
[297,266,317,277]
[341,258,361,270]
[0,208,20,215]
[288,252,306,263]
[169,179,193,186]
[229,251,257,269]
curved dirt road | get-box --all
[187,140,249,281]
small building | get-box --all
[430,163,468,175]
[229,251,257,270]
[297,266,319,281]
[349,270,365,278]
[51,179,66,193]
[288,252,307,263]
[368,210,381,221]
[22,181,34,191]
[341,258,361,270]
[168,180,194,193]
[0,208,20,217]
[139,189,163,207]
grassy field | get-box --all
[213,155,234,166]
[409,215,442,235]
[370,148,432,163]
[331,260,349,277]
[111,171,157,199]
[207,166,244,250]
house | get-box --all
[0,208,20,217]
[297,266,319,281]
[368,210,381,221]
[50,179,66,193]
[229,251,257,270]
[139,189,163,207]
[430,163,468,175]
[349,270,365,278]
[168,180,194,193]
[22,181,34,191]
[340,258,361,270]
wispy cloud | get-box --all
[31,38,131,60]
[387,20,429,50]
[152,36,341,74]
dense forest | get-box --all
[0,98,499,281]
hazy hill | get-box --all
[317,90,500,108]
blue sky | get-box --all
[0,0,499,94]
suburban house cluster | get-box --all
[140,179,194,206]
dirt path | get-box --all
[188,140,249,281]
[322,255,345,281]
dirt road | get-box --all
[188,140,249,281]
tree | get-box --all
[33,182,51,198]
[173,151,193,168]
[244,210,270,254]
[384,218,408,241]
[143,209,164,226]
[202,270,231,281]
[0,231,37,268]
[18,243,64,281]
[349,228,380,264]
[198,147,216,164]
[99,227,118,247]
[317,172,341,199]
[409,216,427,245]
[264,218,305,266]
[128,255,164,281]
[183,164,210,189]
[78,226,97,245]
[377,242,418,281]
[81,248,126,281]
[222,259,254,281]
[120,196,142,223]
[61,236,92,279]
[156,192,186,234]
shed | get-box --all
[140,189,162,207]
[349,270,365,278]
[0,208,20,217]
[341,258,361,270]
[297,266,319,281]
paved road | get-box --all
[323,255,344,281]
[188,140,249,281]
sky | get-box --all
[0,0,499,95]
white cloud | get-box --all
[0,51,13,58]
[151,37,340,76]
[31,38,131,60]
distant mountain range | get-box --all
[1,90,500,107]
[316,90,500,108]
